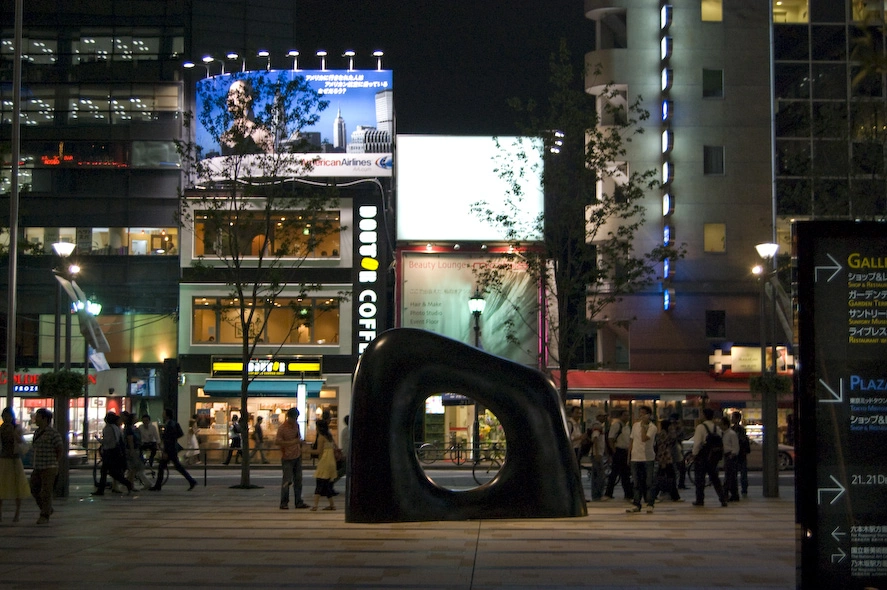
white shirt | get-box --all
[692,420,719,456]
[629,421,657,462]
[722,425,740,456]
[137,421,160,444]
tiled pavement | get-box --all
[0,470,795,589]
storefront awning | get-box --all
[554,370,752,400]
[201,378,325,398]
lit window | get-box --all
[703,223,727,253]
[701,0,723,22]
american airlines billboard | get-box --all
[193,69,393,178]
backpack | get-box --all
[734,425,751,456]
[174,421,184,440]
[698,423,724,464]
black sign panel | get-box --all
[797,221,887,588]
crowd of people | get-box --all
[570,405,752,512]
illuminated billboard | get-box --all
[396,135,544,242]
[400,251,538,365]
[194,70,393,178]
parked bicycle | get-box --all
[416,433,470,465]
[471,442,505,486]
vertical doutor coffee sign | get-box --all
[797,221,887,589]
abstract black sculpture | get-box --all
[346,328,587,523]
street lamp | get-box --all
[754,242,780,499]
[468,289,486,460]
[52,242,75,372]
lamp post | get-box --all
[468,289,486,460]
[50,241,76,498]
[754,242,780,498]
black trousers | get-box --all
[605,447,633,499]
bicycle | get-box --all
[416,434,470,466]
[471,442,504,486]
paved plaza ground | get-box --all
[0,468,796,589]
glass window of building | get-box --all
[703,145,725,175]
[22,226,178,255]
[705,310,726,339]
[194,210,340,259]
[773,0,809,23]
[701,0,723,22]
[702,69,724,98]
[191,296,339,345]
[776,139,812,176]
[811,63,847,99]
[810,25,846,61]
[776,101,811,137]
[775,64,811,99]
[773,25,809,60]
[703,223,726,253]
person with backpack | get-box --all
[731,411,751,497]
[602,409,633,501]
[690,408,727,507]
[149,408,196,491]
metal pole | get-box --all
[5,0,23,407]
[762,274,779,498]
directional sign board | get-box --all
[797,221,887,588]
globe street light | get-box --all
[468,289,486,460]
[755,242,779,499]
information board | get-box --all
[797,221,887,588]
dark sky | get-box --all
[294,1,593,135]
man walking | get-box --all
[691,408,727,507]
[92,411,134,496]
[627,406,657,513]
[588,412,607,502]
[249,415,270,464]
[603,409,633,501]
[731,411,750,497]
[276,407,309,509]
[149,408,197,491]
[137,414,161,468]
[29,408,62,524]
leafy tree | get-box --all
[472,41,683,402]
[177,71,341,488]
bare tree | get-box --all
[472,41,683,402]
[177,71,341,487]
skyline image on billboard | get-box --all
[193,69,393,177]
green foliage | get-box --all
[472,40,685,398]
[39,370,86,397]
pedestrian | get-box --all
[249,415,269,464]
[339,415,350,460]
[223,414,242,465]
[276,407,309,509]
[92,411,134,496]
[122,411,152,490]
[567,405,586,464]
[691,408,727,507]
[653,417,682,503]
[137,414,161,468]
[669,413,689,490]
[602,409,633,501]
[0,407,31,523]
[587,412,607,502]
[29,408,63,524]
[626,405,657,513]
[731,411,751,497]
[184,418,201,465]
[721,417,741,502]
[149,408,197,491]
[310,419,338,511]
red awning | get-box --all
[552,370,752,399]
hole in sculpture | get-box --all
[413,393,507,491]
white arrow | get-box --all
[815,253,843,283]
[818,475,846,505]
[832,526,846,543]
[831,547,847,564]
[819,378,843,403]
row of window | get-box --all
[0,227,180,256]
[0,84,180,127]
[191,297,339,346]
[0,32,184,66]
[193,211,341,259]
[1,140,180,171]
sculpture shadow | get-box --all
[346,328,586,523]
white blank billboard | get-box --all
[396,135,544,242]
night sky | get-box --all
[294,1,593,135]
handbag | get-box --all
[333,447,345,464]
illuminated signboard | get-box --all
[396,135,544,242]
[796,221,887,588]
[194,70,393,178]
[210,357,322,378]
